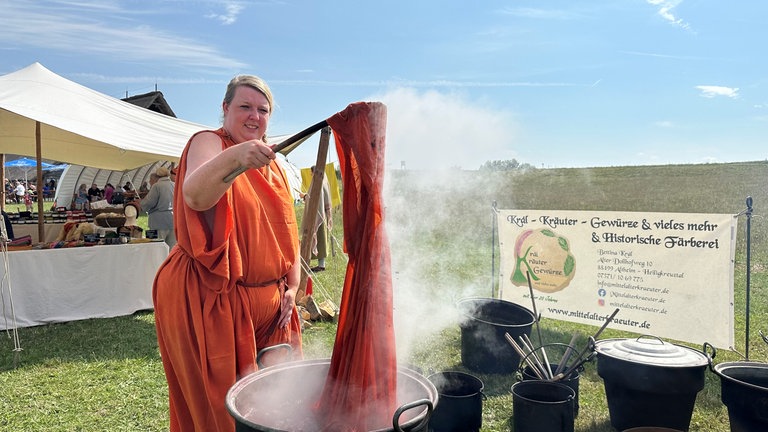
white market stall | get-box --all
[0,241,168,330]
[0,63,308,332]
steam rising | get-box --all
[372,87,520,170]
[384,168,510,362]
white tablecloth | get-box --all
[0,241,169,330]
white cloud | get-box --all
[647,0,691,31]
[497,7,581,20]
[369,87,520,170]
[654,120,675,128]
[696,85,740,99]
[0,1,247,70]
[205,1,245,25]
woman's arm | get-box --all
[182,131,277,211]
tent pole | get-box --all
[296,127,331,303]
[1,153,5,211]
[36,122,45,242]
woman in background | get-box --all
[140,167,175,248]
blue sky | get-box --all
[2,0,766,170]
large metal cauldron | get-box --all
[226,359,437,432]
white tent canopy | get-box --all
[0,63,308,203]
[0,62,211,170]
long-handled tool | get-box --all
[554,308,619,381]
[223,119,329,183]
[526,271,553,378]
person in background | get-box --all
[87,182,102,202]
[308,165,333,272]
[152,74,302,432]
[138,181,150,196]
[14,181,25,204]
[73,183,89,210]
[103,183,115,204]
[1,210,14,240]
[140,167,175,248]
[23,190,33,212]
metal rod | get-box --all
[555,308,620,381]
[222,119,329,183]
[490,201,497,297]
[745,196,753,360]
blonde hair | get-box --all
[224,75,273,113]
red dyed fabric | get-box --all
[316,102,397,430]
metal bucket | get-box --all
[226,359,437,432]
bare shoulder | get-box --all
[189,130,221,147]
[188,131,223,156]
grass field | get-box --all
[1,161,766,431]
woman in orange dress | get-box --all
[153,75,303,432]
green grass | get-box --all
[2,161,767,431]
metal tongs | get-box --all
[760,330,768,346]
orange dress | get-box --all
[153,128,303,432]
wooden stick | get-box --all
[525,272,553,378]
[521,335,550,380]
[554,332,579,376]
[223,119,329,183]
[505,332,545,380]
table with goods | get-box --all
[0,202,169,330]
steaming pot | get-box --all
[226,358,437,432]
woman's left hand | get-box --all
[278,284,297,329]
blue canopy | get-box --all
[5,157,57,169]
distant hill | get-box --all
[386,161,768,259]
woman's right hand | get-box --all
[234,138,275,171]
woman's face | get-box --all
[222,85,270,144]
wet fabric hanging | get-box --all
[315,102,397,430]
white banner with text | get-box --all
[498,210,736,348]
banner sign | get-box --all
[498,210,736,348]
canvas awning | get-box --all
[0,63,211,171]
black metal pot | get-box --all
[594,336,712,431]
[456,297,535,374]
[427,371,485,432]
[226,359,436,432]
[711,361,768,431]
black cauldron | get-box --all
[457,297,535,374]
[427,371,485,432]
[595,336,711,431]
[712,361,768,431]
[226,359,437,432]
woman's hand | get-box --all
[278,283,298,329]
[235,138,275,170]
